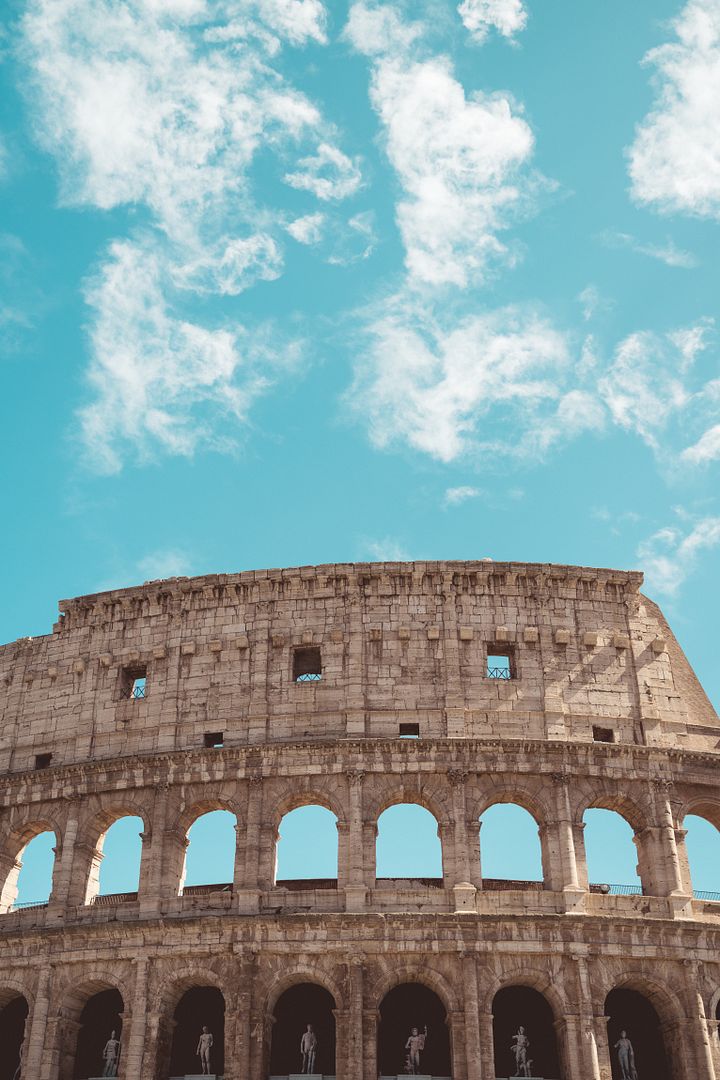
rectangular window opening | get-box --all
[399,723,420,739]
[204,731,224,749]
[119,664,147,700]
[593,725,615,743]
[486,649,513,680]
[293,645,322,683]
[34,752,52,770]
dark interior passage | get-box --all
[169,987,225,1077]
[492,986,561,1079]
[605,988,670,1080]
[0,995,28,1080]
[269,983,336,1075]
[73,989,123,1079]
[378,983,451,1076]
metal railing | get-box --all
[295,672,322,683]
[486,666,512,680]
[12,899,49,910]
[91,891,139,906]
[182,883,234,896]
[483,878,543,891]
[589,883,643,896]
[119,683,146,699]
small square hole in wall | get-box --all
[204,732,224,748]
[119,664,147,700]
[34,752,52,770]
[486,648,514,679]
[399,723,420,738]
[293,645,322,682]
[592,725,615,743]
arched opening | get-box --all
[182,810,236,893]
[275,805,338,885]
[492,986,561,1079]
[169,987,225,1077]
[0,993,29,1080]
[605,988,670,1080]
[583,809,641,895]
[3,830,56,911]
[682,813,720,896]
[480,804,543,888]
[85,815,143,904]
[73,988,123,1080]
[376,805,443,883]
[378,983,451,1077]
[269,983,336,1076]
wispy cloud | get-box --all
[457,0,528,45]
[599,229,698,268]
[360,536,411,561]
[577,284,613,322]
[286,212,326,245]
[444,485,484,506]
[628,0,720,219]
[638,515,720,595]
[138,548,193,582]
[21,0,359,472]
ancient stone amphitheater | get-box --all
[1,560,719,1080]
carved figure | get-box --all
[300,1024,318,1074]
[404,1025,427,1075]
[614,1030,638,1080]
[196,1026,213,1076]
[101,1030,120,1077]
[512,1026,530,1076]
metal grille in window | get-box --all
[293,646,322,683]
[295,671,322,682]
[486,653,512,679]
[120,667,147,700]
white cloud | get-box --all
[458,0,527,45]
[599,229,698,268]
[577,285,614,322]
[628,0,720,218]
[681,422,720,464]
[444,485,484,505]
[286,212,325,244]
[347,2,542,287]
[138,548,193,581]
[284,142,362,201]
[79,238,301,473]
[360,536,411,561]
[350,295,571,462]
[638,515,720,595]
[21,0,361,470]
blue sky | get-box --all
[3,0,720,898]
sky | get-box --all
[2,0,720,899]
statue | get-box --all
[614,1030,638,1080]
[195,1026,214,1076]
[404,1025,428,1076]
[511,1026,531,1077]
[101,1030,120,1077]
[300,1023,318,1074]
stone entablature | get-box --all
[1,561,717,773]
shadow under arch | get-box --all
[153,968,227,1080]
[72,988,124,1080]
[605,984,672,1080]
[269,982,336,1076]
[378,982,452,1077]
[492,984,562,1080]
[0,990,29,1080]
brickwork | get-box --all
[0,560,718,1080]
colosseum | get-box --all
[1,559,719,1080]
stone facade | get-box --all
[0,560,719,1080]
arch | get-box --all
[469,782,552,828]
[583,808,642,894]
[83,813,144,903]
[377,981,452,1076]
[376,804,443,881]
[269,783,347,827]
[681,811,720,895]
[72,987,124,1080]
[368,782,452,829]
[182,809,237,891]
[275,804,338,883]
[269,982,336,1075]
[578,792,649,835]
[168,986,225,1077]
[605,985,671,1080]
[0,991,29,1080]
[371,963,461,1018]
[479,802,543,885]
[2,827,57,911]
[492,985,562,1080]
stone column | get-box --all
[231,956,256,1080]
[689,983,718,1080]
[573,957,603,1080]
[448,1007,468,1080]
[23,966,52,1080]
[462,955,483,1080]
[334,1006,349,1080]
[362,822,377,890]
[0,852,22,912]
[478,1011,495,1080]
[362,1006,378,1080]
[347,960,364,1080]
[449,772,481,901]
[48,799,81,916]
[342,771,368,912]
[708,1017,720,1079]
[139,783,171,915]
[556,1014,586,1080]
[238,777,263,913]
[648,781,690,902]
[546,775,585,909]
[122,958,149,1076]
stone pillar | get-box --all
[362,822,377,889]
[362,1006,378,1080]
[334,1007,349,1080]
[462,955,483,1080]
[139,783,171,915]
[593,1014,613,1080]
[708,1017,720,1079]
[545,775,585,909]
[238,777,263,913]
[573,957,602,1080]
[448,1007,468,1080]
[478,1011,495,1080]
[0,852,21,912]
[347,961,364,1080]
[449,772,481,898]
[122,958,149,1076]
[342,771,368,912]
[23,966,52,1080]
[689,984,718,1080]
[556,1015,586,1080]
[257,822,279,891]
[645,781,690,902]
[48,800,81,916]
[232,956,256,1080]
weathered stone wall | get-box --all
[0,561,719,1080]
